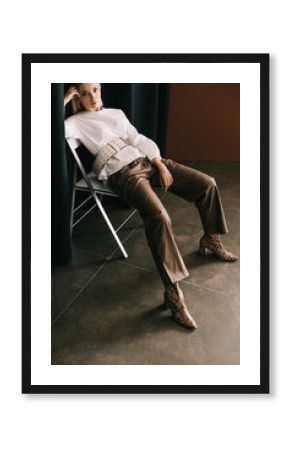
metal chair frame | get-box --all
[69,146,137,258]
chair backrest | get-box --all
[69,145,96,192]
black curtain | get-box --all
[52,83,170,266]
[51,84,72,265]
[100,84,170,152]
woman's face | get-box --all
[78,83,103,111]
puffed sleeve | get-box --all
[122,111,161,161]
[64,118,81,151]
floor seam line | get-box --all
[71,245,235,297]
[52,217,146,326]
[51,262,108,327]
[107,258,234,297]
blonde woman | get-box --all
[64,83,238,330]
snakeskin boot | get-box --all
[164,283,197,330]
[199,234,238,262]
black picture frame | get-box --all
[22,53,269,394]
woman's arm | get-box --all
[64,86,79,107]
[123,111,173,191]
[151,157,173,191]
[129,123,174,191]
[124,112,161,161]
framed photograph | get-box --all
[22,53,269,394]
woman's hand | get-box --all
[64,85,79,106]
[151,158,173,191]
[158,164,174,191]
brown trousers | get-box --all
[108,157,228,287]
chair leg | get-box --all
[92,191,128,258]
[70,163,78,238]
[70,186,76,238]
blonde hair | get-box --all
[71,83,102,114]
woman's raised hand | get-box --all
[64,86,79,106]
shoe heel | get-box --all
[163,294,169,309]
[198,242,206,255]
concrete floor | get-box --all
[51,162,240,365]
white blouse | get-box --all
[64,108,161,180]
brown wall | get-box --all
[165,84,240,161]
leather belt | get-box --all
[92,137,129,176]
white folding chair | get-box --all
[69,146,137,259]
